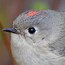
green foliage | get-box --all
[32,1,49,10]
[0,9,7,22]
[0,22,3,39]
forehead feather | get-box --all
[13,10,63,29]
[13,10,48,26]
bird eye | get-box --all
[28,27,36,34]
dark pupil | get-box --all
[28,27,36,34]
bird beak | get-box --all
[3,28,18,34]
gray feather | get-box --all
[11,10,65,65]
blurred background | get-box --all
[0,0,65,65]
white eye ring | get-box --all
[25,26,39,37]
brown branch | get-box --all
[0,21,17,65]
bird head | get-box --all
[3,10,64,47]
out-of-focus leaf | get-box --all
[0,9,7,22]
[32,1,49,10]
[0,22,3,39]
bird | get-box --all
[3,10,65,65]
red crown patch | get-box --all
[27,11,38,16]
